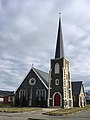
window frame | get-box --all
[55,63,59,74]
[55,79,59,85]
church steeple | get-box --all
[48,15,73,108]
[55,16,64,59]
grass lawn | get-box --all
[0,103,40,113]
[0,107,40,113]
[44,105,90,116]
[0,103,90,115]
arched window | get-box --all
[19,90,28,99]
[36,89,39,98]
[19,90,23,98]
[21,90,23,96]
[36,89,41,100]
[41,89,46,100]
[55,63,59,74]
[19,90,21,98]
[23,90,25,97]
[25,90,28,100]
[36,89,46,100]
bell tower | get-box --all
[48,16,73,108]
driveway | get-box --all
[0,108,90,120]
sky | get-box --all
[0,0,90,91]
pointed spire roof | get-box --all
[55,15,64,59]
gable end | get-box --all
[32,68,48,89]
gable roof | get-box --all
[15,67,49,93]
[0,90,14,97]
[72,81,83,95]
[32,67,49,89]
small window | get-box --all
[29,78,36,85]
[55,79,59,85]
[55,63,59,74]
[8,97,13,102]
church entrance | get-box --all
[54,93,61,106]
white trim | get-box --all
[63,58,73,108]
[55,79,59,85]
[53,92,62,107]
[48,70,51,107]
[32,68,48,89]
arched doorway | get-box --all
[54,93,61,106]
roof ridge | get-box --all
[32,67,48,74]
[32,67,49,89]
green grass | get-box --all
[0,104,90,115]
[44,105,90,116]
[0,103,13,107]
[0,106,40,113]
[0,103,40,113]
[0,107,40,113]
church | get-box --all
[15,16,86,108]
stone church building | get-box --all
[15,17,86,108]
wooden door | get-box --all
[54,93,60,106]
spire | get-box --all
[55,14,64,59]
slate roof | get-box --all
[72,81,82,95]
[32,68,84,95]
[32,67,49,88]
[55,17,64,59]
[0,90,14,97]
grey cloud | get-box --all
[0,0,90,91]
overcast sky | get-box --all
[0,0,90,91]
